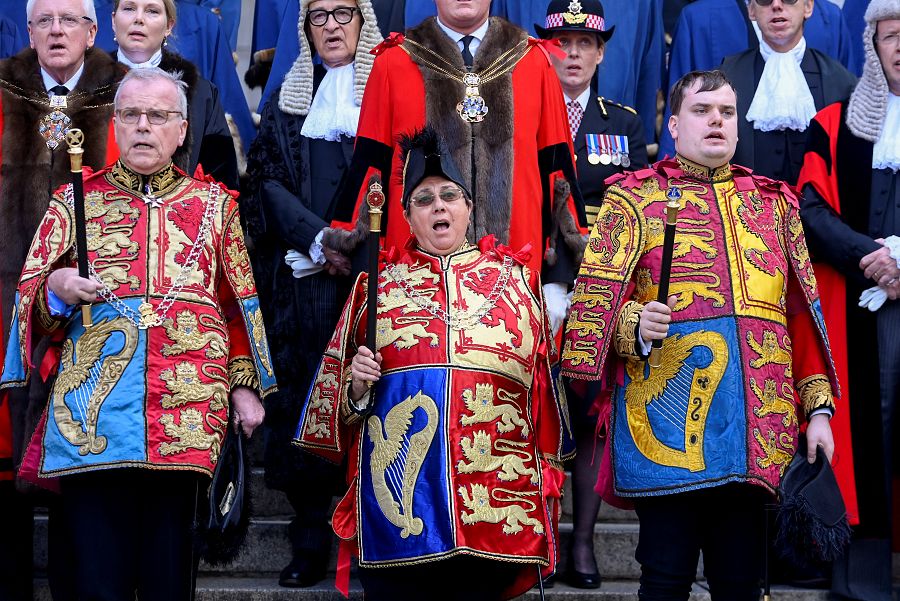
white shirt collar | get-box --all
[41,62,85,93]
[564,88,592,112]
[436,17,490,57]
[117,48,163,69]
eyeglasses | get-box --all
[876,32,900,47]
[116,108,184,125]
[410,186,465,208]
[307,7,359,27]
[752,0,801,6]
[29,14,94,29]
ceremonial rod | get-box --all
[65,129,92,328]
[365,176,385,378]
[648,189,681,368]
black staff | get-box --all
[65,129,92,328]
[365,176,385,355]
[648,187,681,368]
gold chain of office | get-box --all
[402,38,530,123]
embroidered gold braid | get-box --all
[796,374,834,417]
[614,301,644,359]
[228,356,260,391]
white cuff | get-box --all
[309,229,327,266]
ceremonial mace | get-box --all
[65,129,92,328]
[365,176,385,397]
[648,187,681,368]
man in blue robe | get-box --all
[659,0,859,158]
[0,15,22,59]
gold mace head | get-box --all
[66,128,85,172]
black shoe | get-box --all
[564,566,602,589]
[278,555,327,588]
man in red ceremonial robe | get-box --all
[329,0,585,335]
[0,1,123,597]
[797,1,900,598]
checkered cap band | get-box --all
[545,13,606,31]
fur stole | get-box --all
[404,17,524,244]
[0,47,125,328]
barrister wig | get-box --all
[278,0,383,116]
[846,0,900,142]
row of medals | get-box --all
[586,149,630,167]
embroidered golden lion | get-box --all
[461,383,529,437]
[308,371,338,413]
[376,315,439,350]
[305,411,331,439]
[160,362,227,411]
[85,222,139,257]
[162,311,227,358]
[747,331,792,377]
[92,258,141,291]
[753,428,794,471]
[751,377,797,427]
[158,408,225,462]
[458,484,544,535]
[457,431,538,484]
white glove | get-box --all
[284,249,323,279]
[543,282,570,336]
[859,286,888,312]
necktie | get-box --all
[567,100,584,139]
[461,35,475,69]
[49,85,70,96]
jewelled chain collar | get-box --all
[675,155,733,183]
[384,243,515,331]
[64,177,221,330]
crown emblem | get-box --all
[563,0,588,24]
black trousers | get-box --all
[50,469,202,601]
[634,483,769,601]
[358,555,524,601]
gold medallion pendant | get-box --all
[457,72,489,123]
[39,110,72,150]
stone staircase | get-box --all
[30,457,854,600]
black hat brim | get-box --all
[534,23,614,42]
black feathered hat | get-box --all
[775,436,851,568]
[399,127,471,209]
[534,0,615,42]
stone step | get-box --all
[33,577,839,600]
[32,515,643,579]
[249,468,637,523]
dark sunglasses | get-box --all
[753,0,801,5]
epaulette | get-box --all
[371,32,405,56]
[600,97,637,115]
[740,166,800,207]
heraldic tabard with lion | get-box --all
[294,236,573,596]
[1,161,277,479]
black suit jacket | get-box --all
[720,47,856,185]
[573,96,649,226]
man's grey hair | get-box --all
[115,68,189,119]
[26,0,98,25]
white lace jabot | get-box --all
[746,37,816,132]
[300,62,360,142]
[873,93,900,172]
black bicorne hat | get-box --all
[535,0,615,42]
[399,127,471,209]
